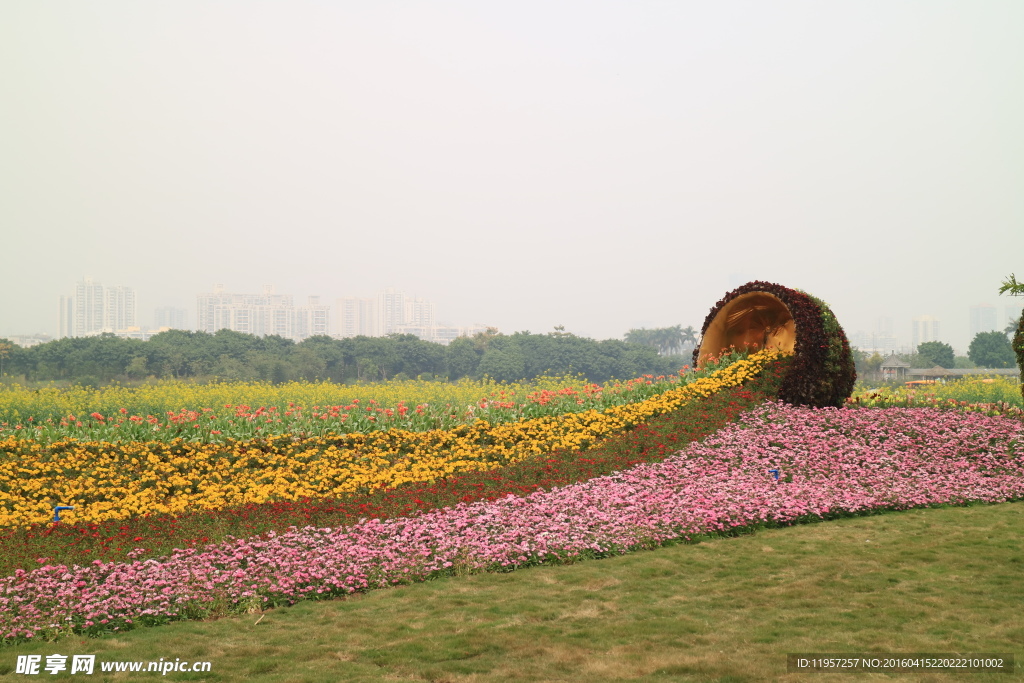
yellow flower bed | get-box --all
[850,375,1022,409]
[0,350,781,528]
[0,374,604,431]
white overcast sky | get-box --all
[1,1,1022,351]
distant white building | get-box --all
[294,296,331,340]
[336,297,377,337]
[5,334,53,348]
[334,289,484,344]
[911,315,941,350]
[58,277,137,338]
[969,304,998,338]
[403,295,435,329]
[848,331,900,355]
[197,284,329,341]
[154,306,189,330]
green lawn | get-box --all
[2,502,1021,682]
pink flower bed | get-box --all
[2,403,1023,642]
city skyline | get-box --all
[14,275,1022,354]
[1,3,1021,353]
[43,280,493,346]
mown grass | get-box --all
[2,501,1021,682]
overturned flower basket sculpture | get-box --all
[693,281,856,408]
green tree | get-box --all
[865,352,884,377]
[968,331,1015,368]
[954,355,977,369]
[916,341,955,369]
[853,349,884,379]
[625,326,692,355]
[124,356,149,379]
[477,345,527,382]
[998,273,1024,296]
[0,339,33,379]
[389,334,446,378]
[148,329,218,378]
[998,272,1024,401]
[296,335,347,381]
[0,340,12,378]
[624,328,656,349]
[445,337,481,380]
[680,326,699,351]
[291,345,328,380]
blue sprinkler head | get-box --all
[53,506,75,523]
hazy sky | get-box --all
[2,1,1022,352]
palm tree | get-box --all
[651,328,672,355]
[626,326,689,355]
[624,328,656,349]
[680,326,698,351]
[663,325,685,355]
[999,273,1023,296]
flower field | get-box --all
[0,379,772,576]
[2,398,1023,643]
[850,375,1023,413]
[0,351,773,529]
[0,351,747,444]
[1,346,1023,645]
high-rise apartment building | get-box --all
[404,296,435,329]
[103,286,136,331]
[295,296,331,339]
[74,277,105,337]
[58,278,137,338]
[911,315,941,350]
[154,306,189,330]
[969,304,998,339]
[197,285,327,341]
[58,296,74,339]
[376,288,406,335]
[847,331,900,355]
[336,297,377,337]
[336,289,452,342]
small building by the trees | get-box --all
[880,353,911,381]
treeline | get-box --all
[851,332,1018,380]
[0,329,687,386]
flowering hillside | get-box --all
[2,400,1021,642]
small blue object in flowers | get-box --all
[53,506,75,522]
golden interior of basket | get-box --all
[696,291,796,366]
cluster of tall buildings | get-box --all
[911,315,941,350]
[195,285,485,344]
[847,317,901,355]
[337,289,433,338]
[848,304,1022,356]
[968,303,1020,338]
[154,306,188,330]
[196,285,330,340]
[333,289,486,344]
[54,279,1022,350]
[58,278,138,339]
[55,279,486,345]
